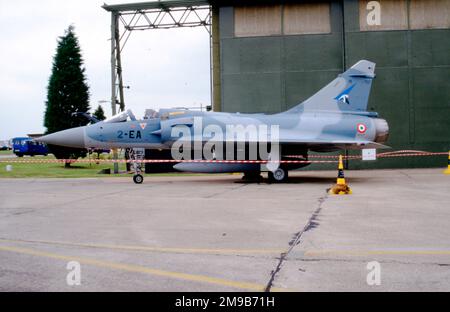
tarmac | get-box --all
[0,168,449,291]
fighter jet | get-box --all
[38,60,389,183]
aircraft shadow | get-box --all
[234,176,369,184]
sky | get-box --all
[0,0,211,139]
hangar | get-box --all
[103,0,450,169]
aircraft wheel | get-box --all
[133,174,144,184]
[268,168,288,183]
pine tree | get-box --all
[93,105,106,121]
[44,26,90,163]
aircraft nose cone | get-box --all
[37,126,86,148]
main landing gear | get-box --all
[268,167,289,183]
[242,171,264,182]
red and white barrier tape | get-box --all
[0,150,448,165]
[0,158,330,164]
[288,150,449,160]
[286,155,361,159]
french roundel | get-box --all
[357,123,367,134]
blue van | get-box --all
[11,137,49,157]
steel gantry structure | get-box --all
[102,0,212,116]
[102,1,216,173]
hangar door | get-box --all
[345,0,450,168]
[219,2,346,113]
[218,0,450,168]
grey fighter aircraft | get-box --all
[38,60,389,183]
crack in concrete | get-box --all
[203,183,248,199]
[398,170,414,181]
[0,208,36,219]
[264,195,327,292]
[29,186,144,211]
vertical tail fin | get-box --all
[286,60,376,113]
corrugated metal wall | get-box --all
[217,0,450,168]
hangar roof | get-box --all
[102,0,211,12]
[102,0,285,12]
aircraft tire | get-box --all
[133,174,144,184]
[268,168,288,183]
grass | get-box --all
[0,150,13,155]
[0,154,214,179]
[0,155,129,178]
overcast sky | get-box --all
[0,0,211,139]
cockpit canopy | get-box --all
[103,109,137,123]
[143,109,160,119]
[102,107,195,123]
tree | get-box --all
[44,26,90,166]
[93,105,106,121]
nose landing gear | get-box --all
[130,148,145,184]
[133,174,144,184]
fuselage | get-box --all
[51,109,388,151]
